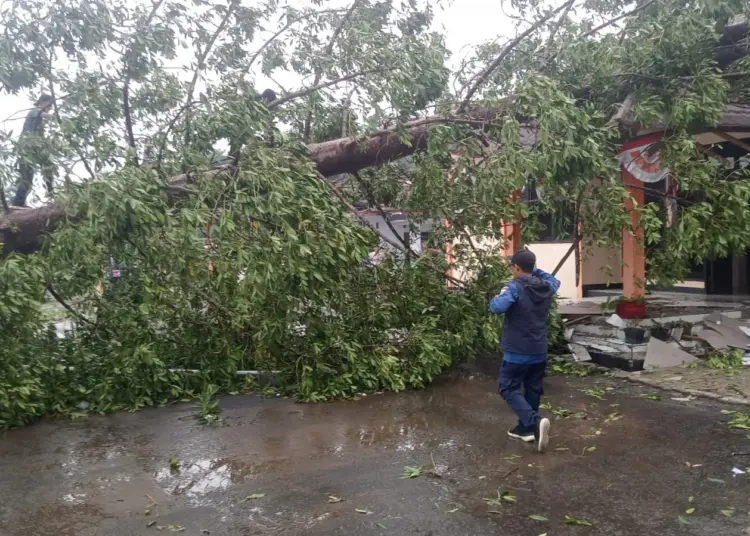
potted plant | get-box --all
[623,324,646,344]
[615,295,646,320]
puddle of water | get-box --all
[153,458,259,501]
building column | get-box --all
[501,189,523,256]
[622,170,645,299]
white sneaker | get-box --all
[536,418,551,453]
[507,426,535,443]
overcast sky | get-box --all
[2,0,515,123]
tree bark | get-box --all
[0,105,512,256]
[2,22,747,257]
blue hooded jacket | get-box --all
[489,268,560,364]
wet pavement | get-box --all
[1,363,750,536]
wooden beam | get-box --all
[714,131,750,153]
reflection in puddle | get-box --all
[62,493,86,505]
[154,459,240,499]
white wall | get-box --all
[526,242,577,299]
[359,213,424,258]
[581,242,622,286]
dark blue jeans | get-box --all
[498,360,546,433]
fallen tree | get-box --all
[2,0,750,428]
[0,105,509,255]
[2,13,748,256]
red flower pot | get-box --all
[616,300,646,319]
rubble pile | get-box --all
[559,297,750,371]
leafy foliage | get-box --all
[2,0,750,427]
[721,409,750,430]
[704,349,745,374]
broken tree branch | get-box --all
[244,8,346,73]
[325,174,466,287]
[302,0,362,143]
[545,0,657,66]
[551,237,578,277]
[121,0,167,167]
[46,282,97,327]
[1,22,748,257]
[123,79,138,165]
[458,0,575,113]
[579,0,656,40]
[184,2,237,150]
[269,68,384,109]
[352,172,418,259]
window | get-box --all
[523,178,575,242]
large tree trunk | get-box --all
[0,111,487,256]
[1,21,747,257]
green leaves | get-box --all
[722,410,750,430]
[241,493,266,502]
[402,466,424,479]
[564,515,592,526]
[484,490,516,506]
[2,0,750,432]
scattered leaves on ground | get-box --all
[722,410,750,430]
[529,514,548,521]
[721,508,735,517]
[551,407,586,419]
[241,493,266,503]
[705,350,744,374]
[685,507,695,514]
[685,462,703,468]
[355,508,369,514]
[582,387,607,400]
[677,516,691,525]
[640,394,663,401]
[402,465,424,479]
[484,490,516,506]
[169,458,180,472]
[564,515,592,526]
[688,496,694,503]
[605,412,622,423]
[549,358,593,377]
[500,492,516,503]
[328,495,343,503]
[707,478,726,484]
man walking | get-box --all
[489,249,560,452]
[13,94,56,207]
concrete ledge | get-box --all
[611,370,750,406]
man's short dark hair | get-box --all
[510,249,536,273]
[35,94,54,107]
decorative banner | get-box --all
[617,141,669,183]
